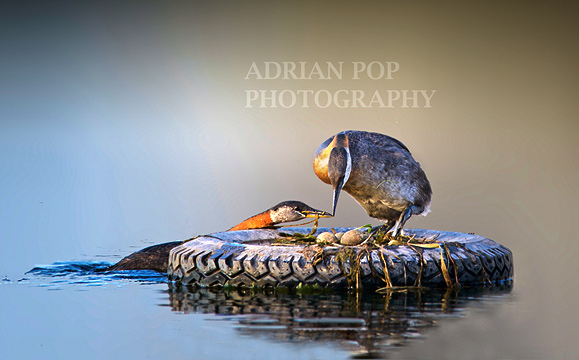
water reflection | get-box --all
[167,283,513,358]
[22,261,513,358]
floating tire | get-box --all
[167,227,513,289]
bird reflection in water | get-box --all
[166,283,512,358]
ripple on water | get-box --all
[17,260,514,358]
[24,261,167,289]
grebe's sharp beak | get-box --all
[331,184,343,217]
[301,209,333,218]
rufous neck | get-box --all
[227,210,274,231]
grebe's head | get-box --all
[269,200,332,224]
[313,132,352,216]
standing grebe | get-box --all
[313,130,432,236]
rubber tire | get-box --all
[168,227,513,289]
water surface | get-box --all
[1,1,577,359]
[1,260,514,360]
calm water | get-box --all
[1,1,578,359]
[1,260,515,360]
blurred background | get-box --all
[1,1,577,358]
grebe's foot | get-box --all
[387,225,406,238]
